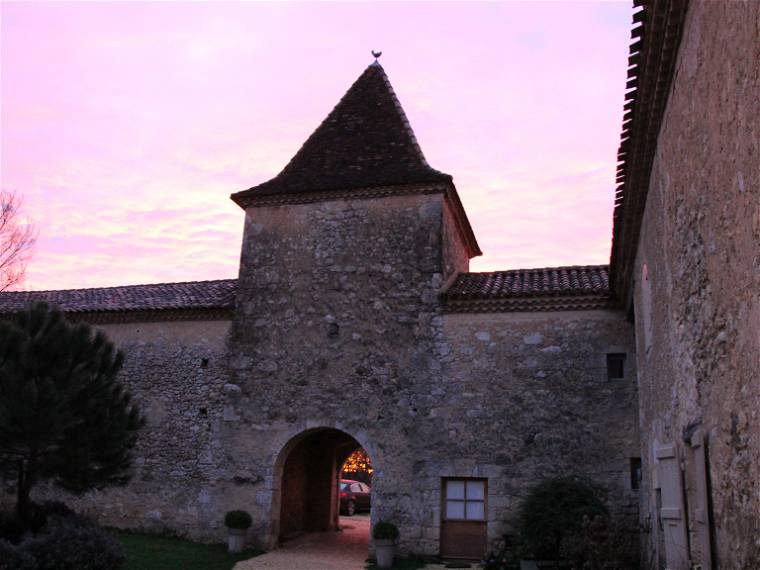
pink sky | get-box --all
[1,1,632,291]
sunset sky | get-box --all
[1,1,633,291]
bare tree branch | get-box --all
[0,190,37,291]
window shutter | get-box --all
[689,430,713,570]
[655,443,690,570]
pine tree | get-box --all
[0,302,145,522]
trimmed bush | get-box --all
[372,521,399,540]
[224,510,252,530]
[517,476,608,562]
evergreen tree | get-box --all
[0,302,144,522]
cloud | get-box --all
[2,2,631,290]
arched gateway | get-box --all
[271,427,375,544]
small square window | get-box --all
[607,353,626,380]
[443,478,487,522]
[630,457,642,490]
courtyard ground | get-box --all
[233,514,452,570]
[234,515,371,570]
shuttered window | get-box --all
[655,442,689,569]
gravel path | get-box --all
[234,516,371,570]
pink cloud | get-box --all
[1,2,632,290]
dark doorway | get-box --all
[277,428,367,542]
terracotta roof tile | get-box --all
[444,265,610,300]
[0,279,236,315]
[231,62,450,206]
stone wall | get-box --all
[225,189,639,554]
[632,2,760,567]
[434,310,640,547]
[19,318,239,541]
[226,191,449,551]
[6,193,641,557]
[441,199,470,281]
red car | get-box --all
[339,479,371,516]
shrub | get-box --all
[559,514,640,570]
[483,534,520,570]
[15,517,125,570]
[28,501,79,534]
[224,510,252,529]
[0,510,27,544]
[517,476,608,562]
[372,521,399,540]
[0,538,35,570]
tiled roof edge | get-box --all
[0,279,237,317]
[0,307,234,324]
[232,182,451,209]
[0,278,236,298]
[440,265,614,310]
[609,0,689,306]
[442,295,617,314]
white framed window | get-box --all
[443,478,487,521]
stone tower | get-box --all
[225,62,482,548]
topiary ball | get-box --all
[224,510,252,530]
[372,521,399,540]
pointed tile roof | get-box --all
[231,62,452,206]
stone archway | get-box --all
[271,427,373,543]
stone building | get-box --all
[610,1,760,568]
[0,1,757,567]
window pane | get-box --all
[466,480,485,500]
[446,500,465,519]
[447,480,465,499]
[466,501,485,520]
[606,353,626,379]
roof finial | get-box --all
[371,50,382,66]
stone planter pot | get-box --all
[227,527,247,553]
[374,538,395,569]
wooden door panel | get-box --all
[440,521,487,559]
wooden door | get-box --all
[440,478,487,559]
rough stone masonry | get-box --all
[2,3,758,567]
[0,62,639,558]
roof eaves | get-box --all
[609,0,689,306]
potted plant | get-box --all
[373,520,399,569]
[224,510,252,553]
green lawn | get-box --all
[119,532,261,570]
